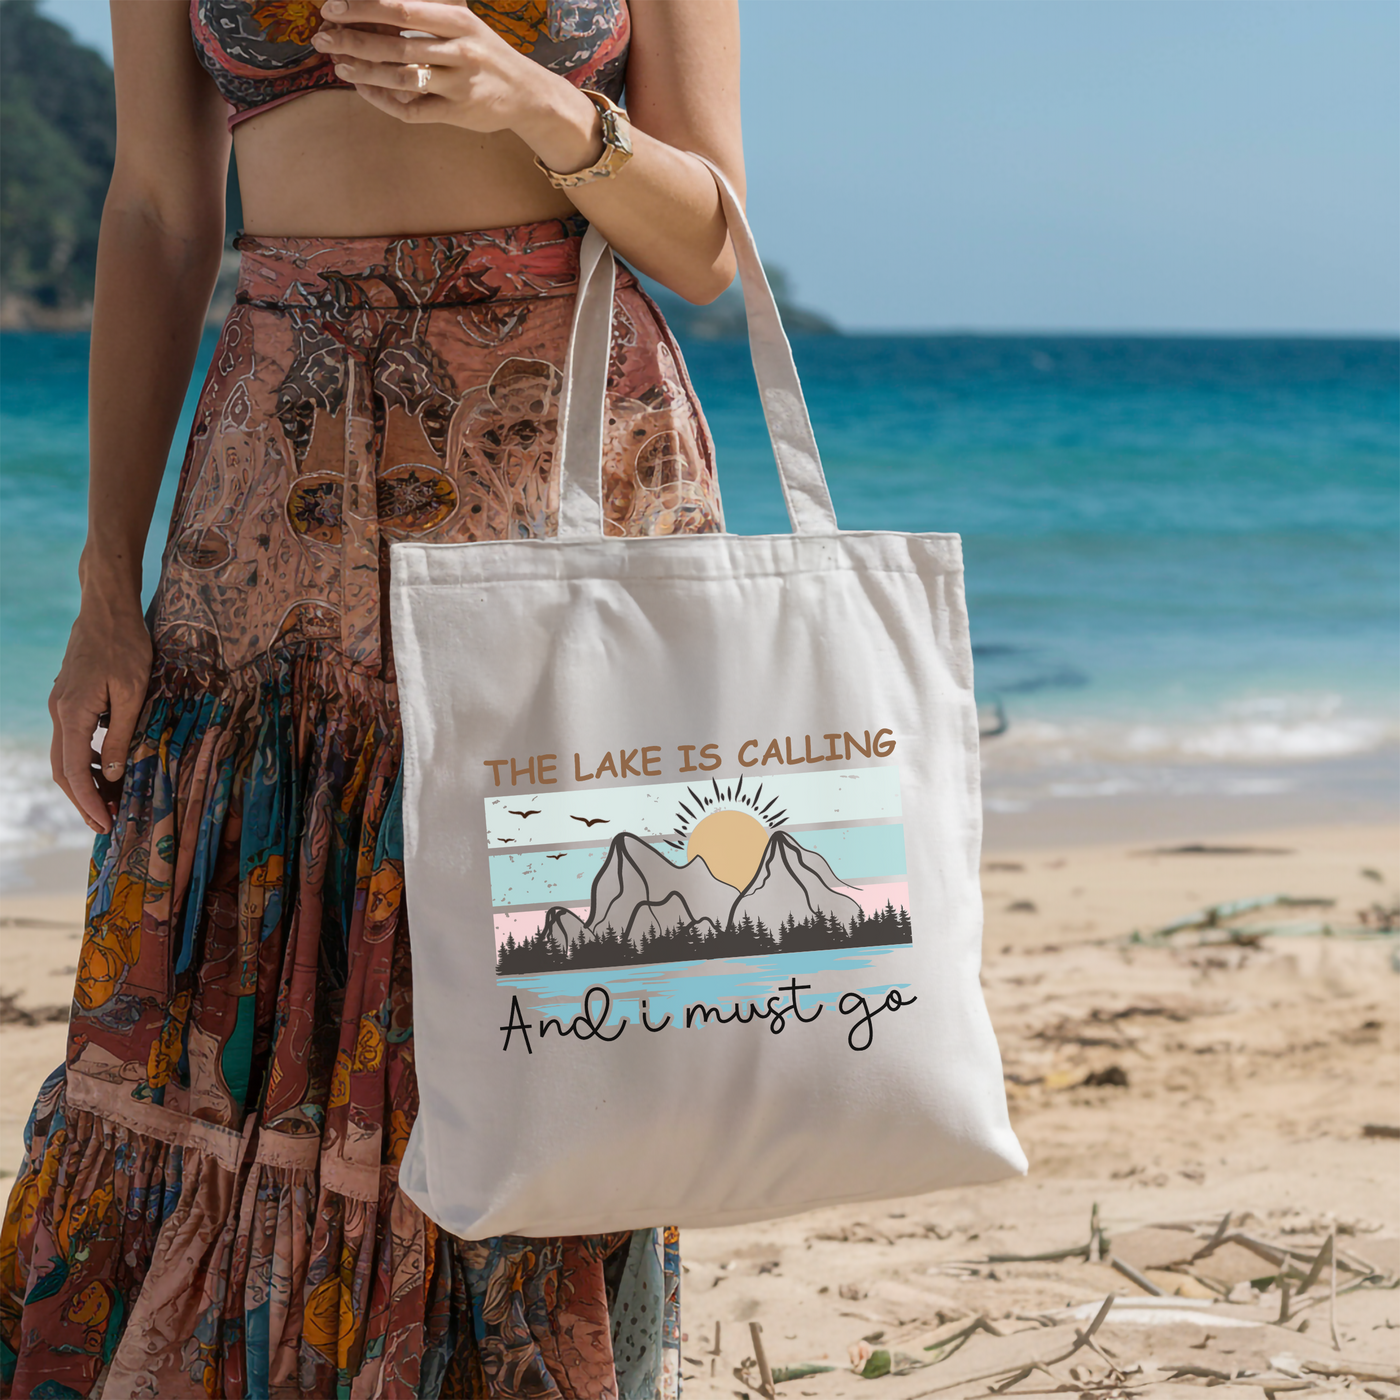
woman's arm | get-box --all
[50,0,230,832]
[312,0,744,303]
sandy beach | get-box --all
[2,815,1396,1396]
[675,819,1399,1398]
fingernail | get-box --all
[334,63,351,77]
[104,761,122,775]
[323,0,347,13]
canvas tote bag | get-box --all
[389,163,1025,1239]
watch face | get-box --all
[601,109,633,158]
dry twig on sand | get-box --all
[899,1293,1119,1398]
[1109,1256,1164,1296]
[1302,1360,1400,1385]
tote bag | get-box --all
[389,163,1025,1239]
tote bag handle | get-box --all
[555,156,840,540]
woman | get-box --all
[1,0,740,1393]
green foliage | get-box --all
[0,0,116,305]
[0,3,243,313]
[860,1350,892,1380]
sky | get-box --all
[40,0,1400,334]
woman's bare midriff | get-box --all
[233,89,581,236]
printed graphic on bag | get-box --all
[486,767,910,976]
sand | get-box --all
[2,821,1397,1397]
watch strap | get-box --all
[534,90,634,190]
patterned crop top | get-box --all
[191,0,630,129]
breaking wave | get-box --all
[0,743,92,881]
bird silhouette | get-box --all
[506,809,541,819]
[498,838,516,844]
[546,853,567,860]
[571,816,609,827]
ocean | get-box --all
[2,331,1396,875]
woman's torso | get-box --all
[192,0,630,235]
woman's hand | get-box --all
[309,0,743,305]
[311,0,604,174]
[49,597,153,834]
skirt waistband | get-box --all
[233,214,593,310]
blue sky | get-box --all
[41,0,1400,334]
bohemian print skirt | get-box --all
[0,218,724,1398]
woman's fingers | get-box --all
[48,717,83,825]
[47,610,151,837]
[50,687,111,833]
[318,0,481,40]
[347,81,449,117]
[332,57,437,93]
[98,683,144,819]
[313,23,447,65]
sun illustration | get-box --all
[668,778,787,891]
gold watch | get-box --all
[534,90,634,189]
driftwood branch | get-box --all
[1302,1360,1400,1385]
[750,1322,776,1400]
[1110,1256,1164,1296]
[903,1294,1117,1399]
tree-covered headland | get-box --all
[0,0,116,318]
[0,2,243,326]
[0,1,825,335]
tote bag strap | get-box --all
[555,156,840,540]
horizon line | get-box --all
[6,327,1397,344]
[794,326,1400,342]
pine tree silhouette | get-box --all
[495,900,914,974]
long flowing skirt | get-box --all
[0,218,724,1398]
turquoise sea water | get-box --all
[2,330,1396,864]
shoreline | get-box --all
[5,750,1396,896]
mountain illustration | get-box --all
[589,833,736,942]
[498,829,910,975]
[540,834,733,951]
[728,830,862,934]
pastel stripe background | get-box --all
[483,764,903,852]
[486,822,908,910]
[491,882,910,953]
[483,764,909,954]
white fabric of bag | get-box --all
[390,159,1025,1238]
